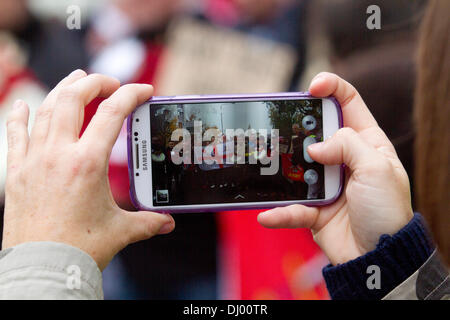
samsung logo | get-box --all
[142,140,148,170]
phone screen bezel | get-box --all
[130,94,343,212]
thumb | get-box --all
[307,127,381,171]
[121,210,175,244]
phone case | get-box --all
[127,92,344,213]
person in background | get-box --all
[413,0,449,267]
[322,0,428,201]
[0,0,89,89]
[205,0,309,89]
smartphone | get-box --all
[128,93,344,213]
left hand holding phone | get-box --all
[3,70,175,270]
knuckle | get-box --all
[57,86,80,102]
[6,116,19,128]
[336,127,356,140]
[365,158,393,176]
[74,146,101,174]
[139,217,161,239]
[68,157,84,177]
[83,153,101,174]
[86,73,104,83]
[5,157,23,178]
[42,154,58,171]
[120,83,140,96]
[98,101,123,117]
[144,221,160,238]
[87,72,102,79]
[378,158,394,173]
[6,131,18,149]
[35,106,53,121]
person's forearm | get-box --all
[0,242,103,300]
[322,213,436,300]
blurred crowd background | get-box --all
[0,0,431,299]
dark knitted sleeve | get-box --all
[322,213,435,300]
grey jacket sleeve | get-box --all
[383,250,450,300]
[0,241,103,300]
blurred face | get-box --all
[0,0,28,30]
[292,124,301,135]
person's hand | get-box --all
[3,70,175,270]
[258,72,414,265]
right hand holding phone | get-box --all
[257,72,414,265]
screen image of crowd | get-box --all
[149,99,325,206]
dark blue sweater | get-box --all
[322,213,435,299]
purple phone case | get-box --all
[127,92,344,213]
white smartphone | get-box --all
[128,92,344,213]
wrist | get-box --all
[322,213,434,299]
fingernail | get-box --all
[13,99,23,109]
[70,69,85,77]
[308,141,325,152]
[310,75,325,87]
[259,210,272,217]
[140,83,153,90]
[158,221,174,234]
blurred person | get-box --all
[321,0,428,201]
[87,0,181,54]
[0,0,89,89]
[414,0,449,266]
[205,0,309,89]
[233,0,306,48]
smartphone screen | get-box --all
[148,99,326,207]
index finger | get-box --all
[80,83,153,155]
[309,72,378,132]
[48,74,120,144]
